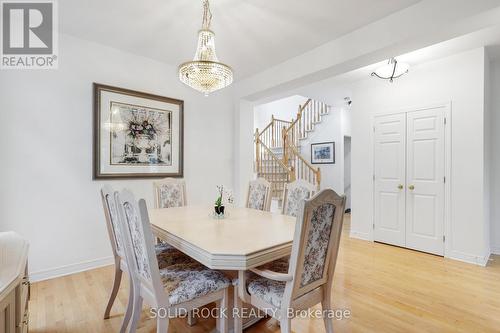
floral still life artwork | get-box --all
[94,84,184,179]
[110,102,172,166]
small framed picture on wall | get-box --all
[311,142,335,164]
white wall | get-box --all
[347,48,489,264]
[253,95,308,130]
[299,107,345,194]
[490,58,500,254]
[484,52,492,256]
[0,34,235,281]
[343,136,352,210]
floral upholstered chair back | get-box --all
[115,189,162,290]
[246,178,272,211]
[154,178,187,209]
[100,186,124,259]
[286,189,345,300]
[282,180,317,217]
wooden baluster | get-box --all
[306,105,310,131]
[312,101,316,123]
[260,143,263,177]
[278,120,281,147]
[272,157,274,194]
[316,101,319,122]
[309,104,312,129]
[309,103,314,131]
[300,101,305,132]
[280,122,283,146]
[282,125,288,167]
[271,115,275,147]
[317,101,320,122]
[279,121,282,147]
[312,101,315,124]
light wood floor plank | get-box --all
[28,216,500,333]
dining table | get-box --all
[149,205,296,332]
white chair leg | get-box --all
[128,290,143,333]
[157,317,169,333]
[217,288,229,333]
[233,286,243,333]
[187,311,197,326]
[119,273,134,333]
[280,317,292,333]
[321,299,334,333]
[104,259,122,319]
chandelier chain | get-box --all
[202,0,212,30]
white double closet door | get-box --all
[374,108,445,256]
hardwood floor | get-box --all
[29,216,500,333]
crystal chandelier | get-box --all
[178,0,233,96]
[371,58,409,82]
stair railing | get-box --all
[254,130,294,196]
[256,115,292,149]
[282,99,324,190]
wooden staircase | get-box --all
[254,98,332,200]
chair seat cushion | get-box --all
[154,243,197,269]
[246,257,290,308]
[160,263,230,305]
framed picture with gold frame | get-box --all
[93,83,183,179]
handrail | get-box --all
[281,98,322,189]
[272,118,292,124]
[255,136,292,173]
[259,121,273,135]
[285,98,312,135]
[286,140,321,190]
[289,143,315,171]
[256,116,292,149]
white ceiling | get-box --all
[60,0,421,80]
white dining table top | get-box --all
[149,205,296,270]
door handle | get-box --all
[397,184,404,190]
[408,185,415,190]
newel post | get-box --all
[282,125,288,166]
[297,106,302,139]
[316,167,321,190]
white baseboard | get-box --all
[29,256,114,282]
[349,230,371,241]
[491,246,500,255]
[447,250,490,267]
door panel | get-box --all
[374,114,406,247]
[406,108,445,255]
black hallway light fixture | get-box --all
[371,58,409,82]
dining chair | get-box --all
[236,189,346,333]
[152,178,199,326]
[282,179,317,217]
[115,189,231,333]
[153,178,187,209]
[246,178,272,211]
[100,186,195,326]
